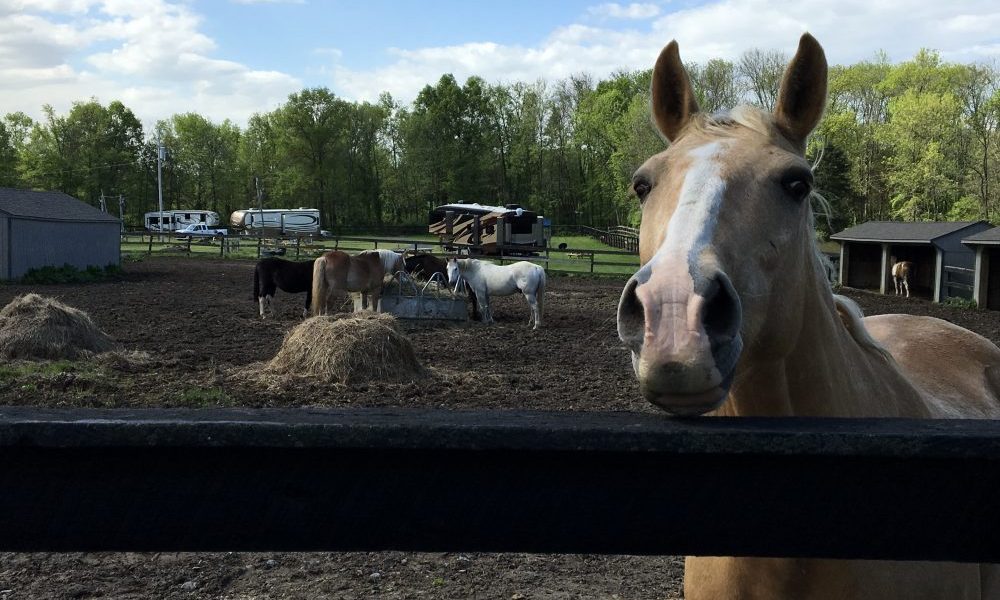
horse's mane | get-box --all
[363,249,403,274]
[687,105,776,140]
[832,294,896,365]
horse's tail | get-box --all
[310,256,328,316]
[253,263,261,302]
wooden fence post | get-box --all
[590,253,595,273]
[147,234,153,255]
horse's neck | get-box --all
[719,250,929,418]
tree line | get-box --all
[0,47,997,234]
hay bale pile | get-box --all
[0,293,119,360]
[263,312,422,384]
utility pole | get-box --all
[99,191,107,213]
[255,176,264,258]
[118,194,126,234]
[157,138,165,240]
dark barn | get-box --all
[963,227,1000,310]
[831,221,992,302]
[0,188,121,280]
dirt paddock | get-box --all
[0,256,998,599]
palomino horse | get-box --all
[253,257,314,319]
[616,34,1000,600]
[310,249,403,315]
[447,258,545,329]
[892,259,913,297]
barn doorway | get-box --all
[888,244,936,300]
[845,243,882,291]
[987,248,1000,311]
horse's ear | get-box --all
[774,33,827,149]
[651,40,700,142]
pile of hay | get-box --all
[0,293,119,360]
[263,312,423,384]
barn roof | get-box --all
[830,221,989,243]
[963,226,1000,245]
[0,188,120,223]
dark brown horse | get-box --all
[254,257,314,319]
[403,253,481,321]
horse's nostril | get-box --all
[703,274,741,343]
[617,277,645,348]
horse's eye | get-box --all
[632,176,652,204]
[781,170,813,203]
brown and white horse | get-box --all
[892,258,913,297]
[310,249,402,315]
[616,33,1000,599]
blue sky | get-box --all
[0,0,997,127]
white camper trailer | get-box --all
[229,208,321,236]
[144,210,220,232]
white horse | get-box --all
[446,258,546,329]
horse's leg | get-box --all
[903,276,910,298]
[259,295,266,319]
[523,291,538,329]
[480,289,493,324]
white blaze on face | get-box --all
[639,141,728,354]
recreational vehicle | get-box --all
[429,203,545,254]
[143,210,220,232]
[229,208,321,236]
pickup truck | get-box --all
[175,223,228,238]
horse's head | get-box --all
[617,34,828,416]
[446,258,461,288]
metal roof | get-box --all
[830,221,989,243]
[434,203,526,215]
[0,188,120,223]
[963,226,1000,245]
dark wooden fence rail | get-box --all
[2,407,1000,561]
[121,232,639,274]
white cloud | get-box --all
[0,0,301,126]
[2,0,999,126]
[329,0,1000,104]
[588,3,662,20]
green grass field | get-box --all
[121,232,639,277]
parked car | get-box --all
[175,223,228,238]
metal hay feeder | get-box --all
[379,272,469,321]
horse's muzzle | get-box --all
[617,267,743,415]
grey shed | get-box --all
[0,188,121,280]
[830,220,992,302]
[962,227,1000,310]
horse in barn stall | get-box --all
[310,250,403,315]
[615,33,1000,599]
[447,258,545,329]
[253,257,314,318]
[403,253,481,321]
[892,258,913,297]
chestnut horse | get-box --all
[616,34,1000,599]
[310,250,402,315]
[892,259,913,297]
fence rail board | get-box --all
[2,407,1000,560]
